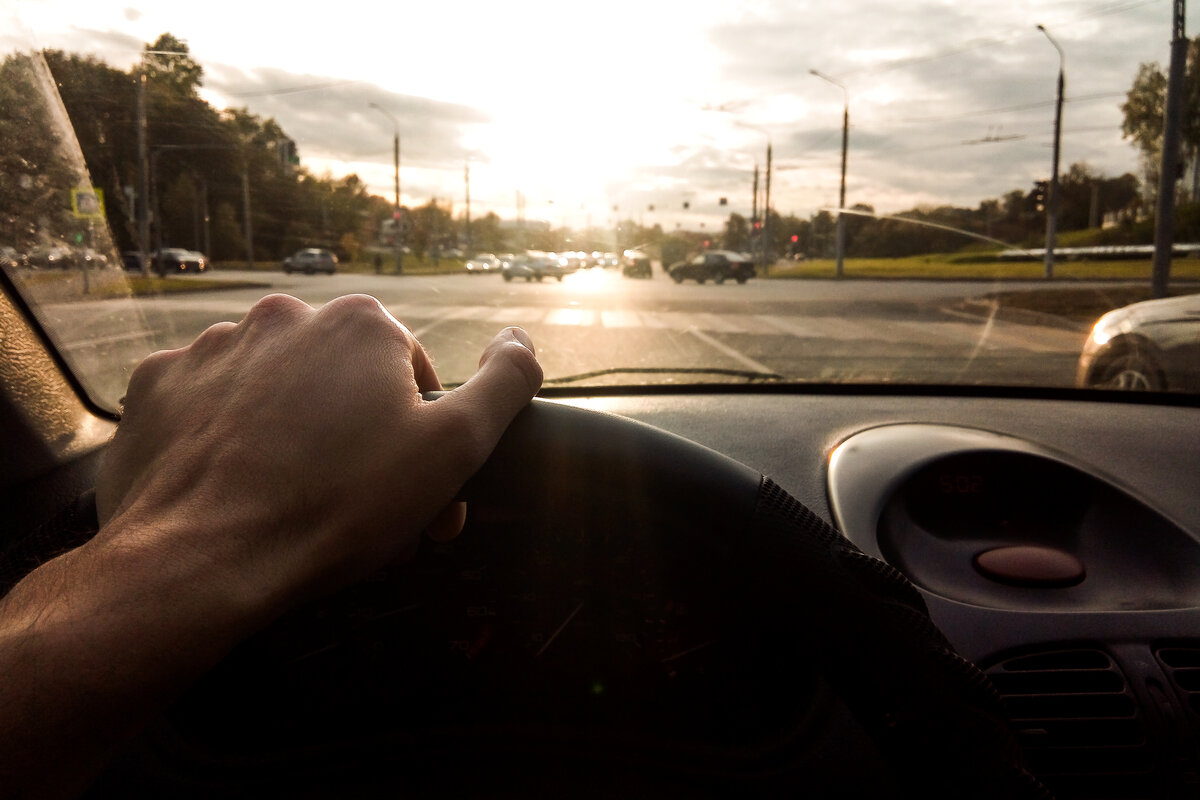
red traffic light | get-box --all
[791,235,799,242]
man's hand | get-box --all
[98,293,542,605]
[0,294,541,798]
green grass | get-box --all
[11,269,268,300]
[767,255,1200,281]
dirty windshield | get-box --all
[3,1,1199,410]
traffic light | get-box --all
[1032,180,1048,212]
[719,197,728,206]
[791,235,799,243]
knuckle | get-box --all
[189,320,238,351]
[321,293,388,320]
[123,348,181,402]
[241,293,310,327]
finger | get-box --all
[425,501,468,542]
[409,338,443,393]
[426,327,542,470]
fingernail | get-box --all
[506,326,535,355]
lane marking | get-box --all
[686,327,776,375]
[536,602,584,658]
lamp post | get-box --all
[368,102,403,274]
[1037,24,1065,280]
[810,69,848,279]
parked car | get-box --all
[0,247,24,270]
[26,244,73,269]
[283,248,337,275]
[465,253,502,274]
[667,251,755,284]
[1077,293,1200,392]
[153,248,207,274]
[501,253,566,282]
[622,250,652,279]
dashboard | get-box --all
[3,276,1200,797]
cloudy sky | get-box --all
[6,0,1195,231]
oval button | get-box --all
[974,546,1085,587]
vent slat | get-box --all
[987,648,1151,798]
[1002,692,1135,719]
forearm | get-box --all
[0,511,287,798]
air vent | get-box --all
[986,648,1149,799]
[1156,645,1200,719]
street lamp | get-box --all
[810,69,849,279]
[1037,24,1065,280]
[368,102,403,274]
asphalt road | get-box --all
[41,266,1089,407]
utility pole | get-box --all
[368,103,403,273]
[136,70,150,275]
[465,163,472,253]
[810,69,848,278]
[1152,0,1187,299]
[242,164,254,269]
[1038,25,1065,280]
[765,142,773,270]
[752,165,759,257]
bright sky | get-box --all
[7,0,1196,231]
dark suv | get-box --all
[667,251,754,284]
[283,248,338,275]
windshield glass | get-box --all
[4,1,1199,409]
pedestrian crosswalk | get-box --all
[386,303,1086,354]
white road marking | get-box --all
[686,327,777,375]
[544,308,597,326]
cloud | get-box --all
[203,65,490,171]
[702,0,1170,212]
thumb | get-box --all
[428,327,542,470]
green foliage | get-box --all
[723,213,749,251]
[0,52,96,251]
[1121,39,1200,194]
[35,36,399,265]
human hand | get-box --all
[96,293,542,610]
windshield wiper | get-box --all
[542,367,784,385]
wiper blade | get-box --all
[542,367,784,385]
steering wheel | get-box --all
[86,399,1047,798]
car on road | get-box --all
[465,253,502,274]
[622,250,652,278]
[154,248,208,274]
[501,253,566,282]
[667,251,755,284]
[1077,293,1200,392]
[283,248,337,275]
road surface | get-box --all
[37,267,1089,407]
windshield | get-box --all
[4,1,1200,410]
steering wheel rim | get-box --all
[85,398,1047,798]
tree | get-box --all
[0,53,82,251]
[141,33,203,98]
[723,213,749,251]
[1121,39,1200,201]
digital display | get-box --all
[904,451,1093,538]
